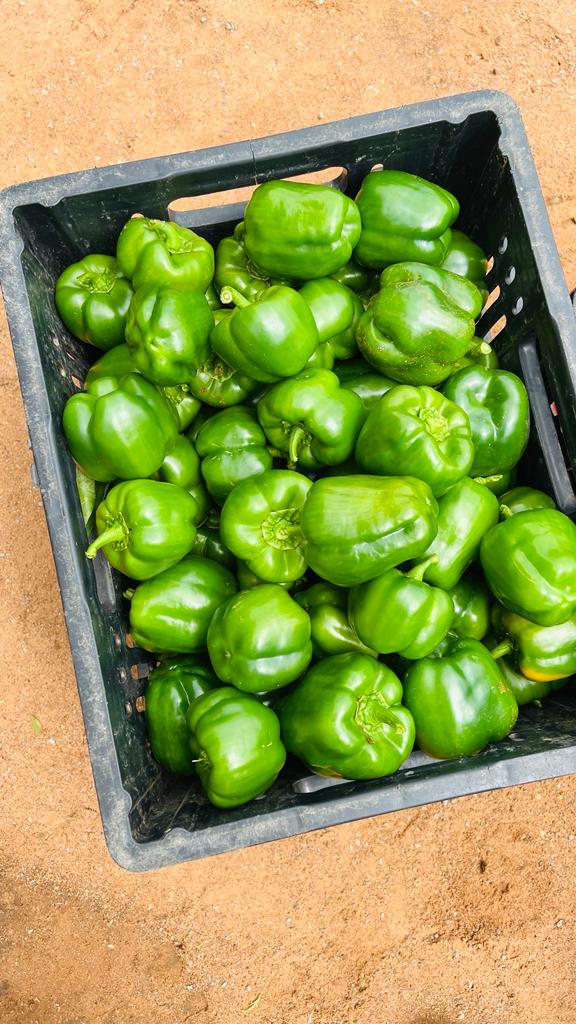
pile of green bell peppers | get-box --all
[54,170,575,810]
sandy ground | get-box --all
[2,2,576,1022]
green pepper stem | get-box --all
[266,445,286,459]
[500,504,514,519]
[478,341,493,355]
[220,286,251,309]
[85,522,127,559]
[490,639,514,660]
[288,425,307,465]
[475,475,503,487]
[405,555,438,582]
[123,588,135,600]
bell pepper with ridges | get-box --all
[55,254,133,351]
[187,688,286,807]
[125,284,214,386]
[242,180,362,280]
[294,583,377,659]
[156,434,210,525]
[354,170,459,268]
[194,406,273,502]
[490,604,576,683]
[279,653,415,779]
[443,366,530,477]
[116,216,214,292]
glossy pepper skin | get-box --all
[257,369,365,471]
[188,349,259,408]
[188,688,286,807]
[194,406,273,502]
[349,558,454,659]
[214,230,291,302]
[481,509,576,627]
[357,263,481,386]
[190,522,236,571]
[156,434,210,525]
[279,653,415,779]
[55,254,133,351]
[403,637,518,759]
[242,180,362,279]
[208,585,313,693]
[448,573,492,640]
[116,216,214,292]
[301,474,438,587]
[330,258,380,296]
[145,656,220,774]
[440,229,488,303]
[63,372,179,482]
[211,285,319,383]
[127,555,237,654]
[499,486,556,516]
[220,470,312,584]
[412,477,499,591]
[449,337,499,375]
[85,480,198,579]
[483,635,563,706]
[84,344,201,431]
[443,366,529,476]
[354,170,459,269]
[333,359,397,409]
[125,284,214,386]
[299,278,364,361]
[490,604,576,683]
[294,583,377,659]
[355,385,474,497]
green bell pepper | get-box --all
[330,258,380,296]
[156,434,210,525]
[294,583,376,659]
[499,486,556,517]
[212,285,319,383]
[190,522,236,571]
[403,636,518,759]
[242,180,362,279]
[481,509,576,626]
[333,358,397,409]
[84,344,201,430]
[63,372,179,482]
[279,653,415,779]
[448,573,492,640]
[145,656,220,774]
[483,635,564,706]
[235,560,293,590]
[354,170,459,268]
[194,406,273,502]
[305,343,335,371]
[411,477,499,590]
[349,558,454,659]
[207,584,313,692]
[257,369,365,470]
[187,687,286,807]
[355,384,474,497]
[440,229,488,303]
[357,262,481,386]
[127,555,237,653]
[116,216,214,292]
[125,284,214,386]
[490,604,576,684]
[188,349,259,408]
[299,278,364,361]
[443,366,529,476]
[55,254,133,351]
[214,230,291,301]
[301,474,438,586]
[85,479,198,579]
[220,469,312,584]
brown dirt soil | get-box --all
[2,2,576,1021]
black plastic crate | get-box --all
[1,90,576,872]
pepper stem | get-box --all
[123,588,135,600]
[500,504,514,519]
[405,555,438,582]
[288,425,307,465]
[490,639,514,660]
[85,522,127,560]
[220,286,251,309]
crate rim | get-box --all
[2,89,576,872]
